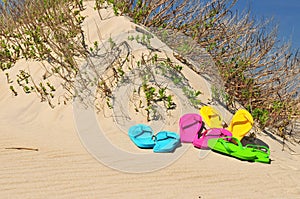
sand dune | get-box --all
[0,1,299,198]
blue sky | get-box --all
[233,0,300,51]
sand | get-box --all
[0,1,299,198]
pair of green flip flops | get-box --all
[208,137,270,164]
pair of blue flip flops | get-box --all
[128,124,180,153]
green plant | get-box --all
[106,97,113,109]
[89,41,100,55]
[176,42,192,54]
[5,73,13,83]
[117,67,125,77]
[252,108,270,126]
[142,82,156,121]
[141,34,150,47]
[112,5,118,16]
[143,84,156,102]
[205,42,217,52]
[158,87,167,101]
[9,85,17,96]
[170,75,182,85]
[0,0,87,107]
[133,33,152,49]
[128,35,134,41]
[108,36,116,49]
[174,65,183,71]
[165,95,176,109]
[152,53,158,64]
[135,35,140,42]
[161,30,168,41]
[182,87,202,107]
[138,65,178,120]
[272,100,284,112]
[211,85,219,100]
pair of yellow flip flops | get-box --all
[200,106,254,141]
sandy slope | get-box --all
[0,1,299,198]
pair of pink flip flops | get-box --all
[179,113,232,149]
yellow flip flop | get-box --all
[227,109,254,141]
[199,106,223,128]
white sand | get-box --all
[0,1,299,198]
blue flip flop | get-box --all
[128,124,156,149]
[153,131,180,153]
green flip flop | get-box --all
[208,137,271,163]
[208,137,257,161]
[245,144,270,164]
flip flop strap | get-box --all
[218,136,243,151]
[153,133,177,142]
[134,130,153,138]
[195,123,207,139]
[242,113,253,125]
[231,113,253,126]
[245,144,270,155]
[219,138,234,152]
[182,119,201,130]
[208,113,221,121]
[231,120,250,126]
[231,137,243,148]
[202,128,227,138]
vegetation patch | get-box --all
[0,0,299,140]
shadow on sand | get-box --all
[241,135,270,149]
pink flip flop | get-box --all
[193,128,232,149]
[179,113,203,143]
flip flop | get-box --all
[245,144,270,163]
[193,128,232,149]
[153,131,180,153]
[208,137,257,161]
[179,113,203,143]
[208,137,270,163]
[200,106,223,128]
[227,109,254,141]
[128,124,155,149]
